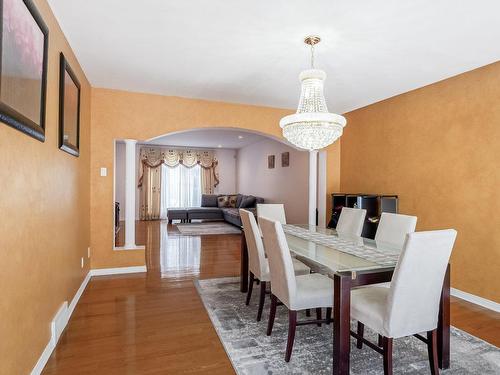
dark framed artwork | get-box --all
[268,155,275,169]
[58,53,81,156]
[0,0,49,141]
[281,152,289,167]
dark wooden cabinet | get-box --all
[328,193,398,239]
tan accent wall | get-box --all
[0,0,91,374]
[340,61,500,302]
[91,89,287,267]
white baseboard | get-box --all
[451,288,500,313]
[90,265,147,276]
[30,338,55,375]
[31,266,145,374]
[31,271,91,375]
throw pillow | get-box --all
[228,194,238,208]
[217,195,230,208]
[240,195,256,208]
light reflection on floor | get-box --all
[159,222,201,276]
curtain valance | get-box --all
[138,147,219,188]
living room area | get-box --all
[114,127,311,248]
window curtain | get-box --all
[139,164,162,220]
[139,147,219,220]
[160,164,202,217]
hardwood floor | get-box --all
[43,220,499,374]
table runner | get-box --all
[282,224,400,267]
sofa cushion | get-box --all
[201,194,218,207]
[188,207,222,214]
[240,195,256,208]
[221,207,239,218]
[236,194,243,208]
[166,209,188,219]
[188,207,223,220]
[217,195,230,207]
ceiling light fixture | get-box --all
[238,135,244,139]
[280,36,346,151]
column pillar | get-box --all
[124,139,137,248]
[308,150,318,226]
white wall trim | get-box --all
[31,266,146,374]
[31,271,91,375]
[451,288,500,313]
[30,338,55,375]
[90,265,147,276]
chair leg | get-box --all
[285,310,297,362]
[378,334,384,347]
[316,308,322,327]
[427,329,439,375]
[305,309,311,317]
[326,307,332,325]
[257,281,266,321]
[245,272,254,306]
[267,294,277,336]
[382,336,393,375]
[356,322,364,349]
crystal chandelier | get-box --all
[280,36,346,151]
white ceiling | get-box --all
[48,0,500,113]
[145,128,267,149]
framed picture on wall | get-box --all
[281,152,289,167]
[268,155,275,169]
[0,0,49,141]
[58,53,81,156]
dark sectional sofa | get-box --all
[167,194,264,227]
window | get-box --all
[160,164,201,217]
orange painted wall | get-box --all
[0,1,91,374]
[340,61,500,302]
[91,88,342,268]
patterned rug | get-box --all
[176,222,241,235]
[195,277,500,375]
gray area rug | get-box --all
[176,222,241,235]
[195,277,500,375]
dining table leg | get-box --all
[240,230,249,293]
[333,273,352,375]
[437,264,451,369]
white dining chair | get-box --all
[375,212,418,247]
[351,229,457,375]
[240,209,310,322]
[336,207,367,236]
[257,203,287,224]
[260,216,334,362]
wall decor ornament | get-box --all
[281,152,289,167]
[268,155,275,169]
[58,53,81,156]
[0,0,49,141]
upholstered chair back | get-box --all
[257,203,286,224]
[385,229,457,338]
[336,207,367,236]
[260,217,297,308]
[375,212,418,248]
[240,209,268,280]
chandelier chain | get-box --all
[310,44,315,69]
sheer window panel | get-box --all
[160,164,202,218]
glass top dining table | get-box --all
[239,223,451,375]
[282,224,402,274]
